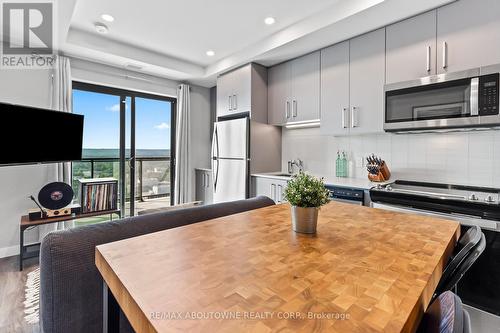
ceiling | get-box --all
[56,0,457,87]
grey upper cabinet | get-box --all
[290,51,321,122]
[321,29,385,136]
[216,64,267,123]
[267,52,320,125]
[386,11,437,83]
[437,0,500,74]
[268,62,289,125]
[320,41,350,136]
[349,28,386,135]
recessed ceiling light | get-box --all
[264,17,276,25]
[95,23,109,34]
[101,14,114,22]
[206,50,215,57]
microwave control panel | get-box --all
[479,73,499,115]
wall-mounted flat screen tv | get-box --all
[0,102,84,166]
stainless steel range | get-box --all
[370,180,500,321]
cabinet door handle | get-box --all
[233,94,237,110]
[442,41,448,69]
[351,106,358,128]
[229,95,232,111]
[270,184,276,201]
[278,184,282,203]
[342,107,348,129]
[286,101,290,119]
[426,45,431,72]
[292,100,297,117]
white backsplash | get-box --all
[282,127,500,187]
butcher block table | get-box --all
[96,201,460,333]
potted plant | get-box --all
[283,171,330,234]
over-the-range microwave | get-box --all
[384,65,500,132]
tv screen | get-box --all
[0,102,84,166]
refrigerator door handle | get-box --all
[212,125,220,192]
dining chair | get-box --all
[434,226,483,297]
[418,291,472,333]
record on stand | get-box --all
[38,182,74,210]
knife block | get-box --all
[368,162,391,182]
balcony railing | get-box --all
[72,157,171,202]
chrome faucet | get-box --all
[287,158,304,174]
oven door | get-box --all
[384,69,480,131]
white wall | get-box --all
[0,59,212,257]
[0,68,58,257]
[282,128,500,188]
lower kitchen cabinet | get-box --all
[195,169,213,205]
[252,176,288,204]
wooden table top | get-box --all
[96,202,460,333]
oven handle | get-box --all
[372,203,500,232]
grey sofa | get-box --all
[40,196,275,333]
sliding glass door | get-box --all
[72,82,176,219]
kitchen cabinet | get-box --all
[216,64,267,123]
[349,28,386,135]
[267,52,320,125]
[437,0,500,74]
[320,41,350,136]
[252,176,288,203]
[268,62,289,125]
[195,169,213,205]
[321,29,385,136]
[386,11,437,83]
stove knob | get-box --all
[485,195,496,203]
[469,193,479,201]
[386,185,393,191]
[376,184,383,190]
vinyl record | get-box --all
[38,182,74,210]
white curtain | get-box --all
[174,84,191,204]
[39,56,73,241]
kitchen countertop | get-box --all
[251,172,390,190]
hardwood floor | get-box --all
[0,256,40,333]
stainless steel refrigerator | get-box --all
[211,117,281,203]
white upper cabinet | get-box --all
[349,28,386,135]
[321,29,386,136]
[267,52,320,125]
[386,11,437,83]
[268,62,290,125]
[290,52,321,123]
[320,41,350,136]
[437,0,500,74]
[217,64,267,123]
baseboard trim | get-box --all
[0,245,19,258]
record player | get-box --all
[29,182,80,220]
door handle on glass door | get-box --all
[351,107,358,128]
